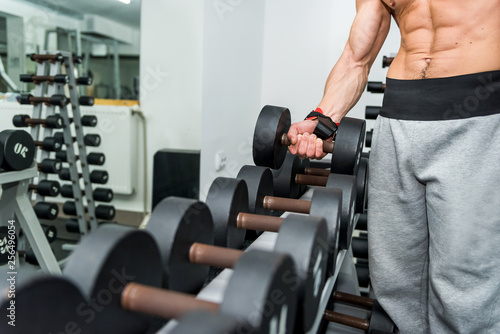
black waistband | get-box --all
[379,70,500,120]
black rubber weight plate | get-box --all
[272,152,308,199]
[274,215,329,332]
[146,197,214,294]
[63,225,163,334]
[355,157,369,213]
[253,105,291,169]
[220,250,298,333]
[236,165,274,215]
[205,177,247,249]
[330,117,366,175]
[0,130,35,171]
[0,276,93,334]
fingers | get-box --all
[288,133,325,160]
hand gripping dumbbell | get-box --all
[205,176,341,276]
[62,201,115,220]
[0,130,36,171]
[33,201,59,220]
[56,150,105,166]
[60,184,113,202]
[53,132,101,147]
[59,168,108,184]
[367,81,386,93]
[147,197,327,333]
[17,94,69,108]
[253,105,366,175]
[20,74,69,84]
[29,53,63,63]
[382,55,394,68]
[63,224,299,334]
[0,276,93,333]
[236,165,357,252]
[29,180,61,197]
[13,114,65,129]
[323,291,397,333]
[38,158,62,174]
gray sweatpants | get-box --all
[368,114,500,333]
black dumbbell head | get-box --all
[53,74,69,84]
[41,137,62,152]
[55,150,67,162]
[95,205,115,220]
[93,188,113,202]
[17,94,33,105]
[87,152,105,165]
[33,202,59,220]
[49,95,68,107]
[36,180,61,197]
[41,224,57,243]
[79,96,95,106]
[0,130,35,171]
[90,170,108,184]
[45,115,65,129]
[77,77,93,86]
[84,134,101,147]
[12,114,31,127]
[81,115,97,127]
[19,74,34,83]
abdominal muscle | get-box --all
[382,0,500,79]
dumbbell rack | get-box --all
[0,163,61,275]
[156,190,361,334]
[28,51,98,234]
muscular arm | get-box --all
[288,0,392,159]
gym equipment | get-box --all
[54,132,101,147]
[352,234,368,260]
[147,197,327,332]
[64,224,298,334]
[38,158,62,174]
[18,94,68,107]
[357,212,368,230]
[28,180,60,197]
[78,115,98,127]
[77,77,93,85]
[34,136,63,152]
[20,73,69,84]
[0,130,36,171]
[59,168,108,184]
[79,96,95,106]
[29,53,63,63]
[63,201,115,220]
[56,150,105,165]
[171,311,250,334]
[271,152,310,198]
[33,201,59,220]
[367,81,386,93]
[383,56,394,68]
[366,106,381,120]
[13,114,65,129]
[366,129,373,148]
[253,105,366,175]
[0,276,92,334]
[60,185,113,202]
[323,291,397,333]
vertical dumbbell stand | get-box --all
[0,163,61,275]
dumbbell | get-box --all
[29,53,63,63]
[79,96,95,106]
[20,74,69,84]
[205,176,341,275]
[13,114,65,129]
[0,275,94,333]
[147,197,327,332]
[366,129,373,148]
[59,168,108,184]
[63,224,298,334]
[356,258,371,288]
[0,130,36,171]
[33,202,59,220]
[366,106,381,120]
[53,132,101,147]
[383,55,394,68]
[77,77,93,85]
[34,136,63,152]
[17,94,69,107]
[289,154,369,214]
[38,158,62,174]
[367,81,386,93]
[56,150,105,165]
[236,165,356,252]
[60,184,113,202]
[29,180,61,197]
[357,212,368,230]
[352,234,368,260]
[253,105,366,175]
[62,201,115,220]
[70,115,98,127]
[323,291,397,333]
